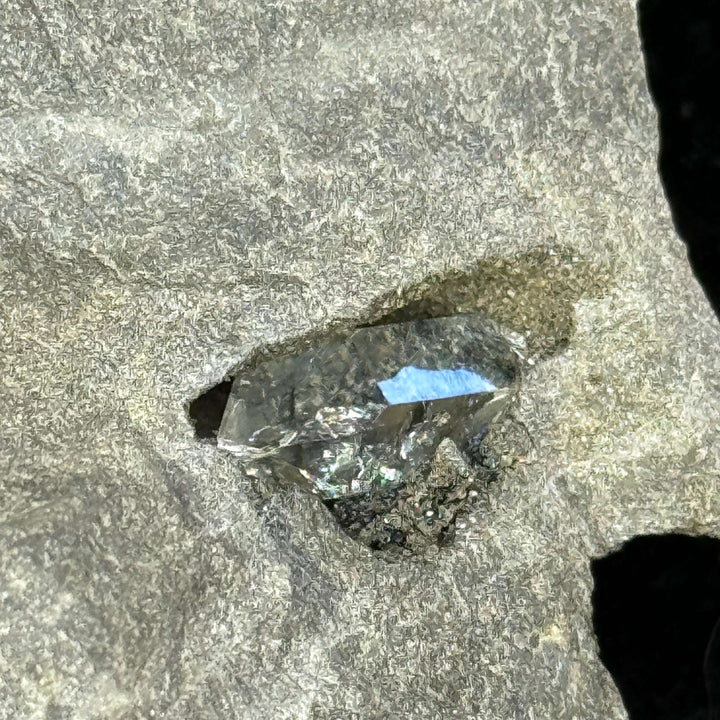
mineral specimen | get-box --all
[217,315,517,498]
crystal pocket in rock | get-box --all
[217,314,519,499]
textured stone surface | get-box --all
[2,1,720,719]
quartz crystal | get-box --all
[217,314,516,498]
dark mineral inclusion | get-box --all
[217,315,517,499]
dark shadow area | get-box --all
[592,534,720,720]
[362,249,609,360]
[639,0,720,315]
[187,379,233,440]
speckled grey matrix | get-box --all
[2,0,720,718]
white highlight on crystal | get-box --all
[377,366,497,405]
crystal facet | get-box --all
[217,314,516,499]
[378,366,497,404]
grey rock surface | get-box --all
[2,0,720,718]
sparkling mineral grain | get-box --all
[217,315,517,498]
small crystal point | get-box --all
[217,314,516,499]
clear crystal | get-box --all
[217,314,517,499]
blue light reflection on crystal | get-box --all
[377,366,497,405]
